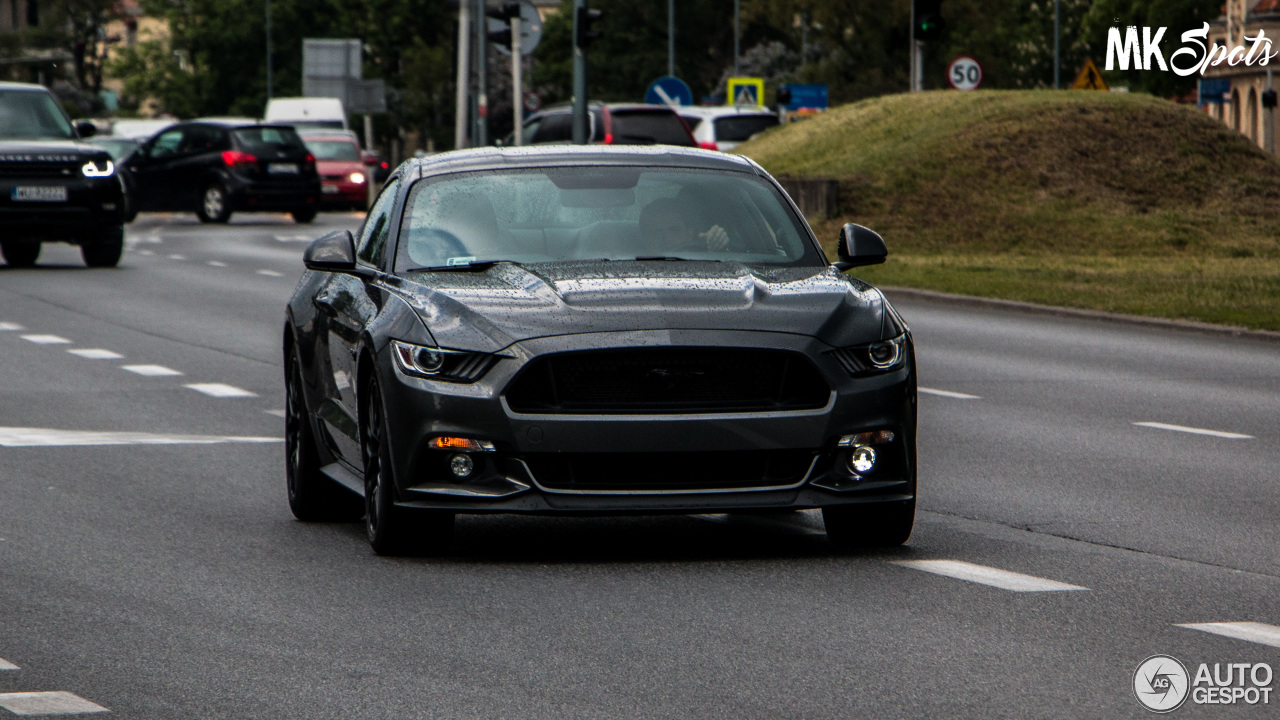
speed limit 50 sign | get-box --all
[947,56,982,90]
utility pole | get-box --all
[454,1,471,149]
[265,0,272,101]
[733,0,740,76]
[908,1,916,91]
[572,0,587,143]
[474,0,488,147]
[667,0,674,78]
[1267,67,1276,156]
[512,13,523,146]
[1053,0,1060,89]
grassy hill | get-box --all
[737,90,1280,331]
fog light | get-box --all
[837,430,895,447]
[848,445,877,474]
[449,453,474,478]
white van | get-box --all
[264,97,348,131]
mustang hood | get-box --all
[395,261,891,353]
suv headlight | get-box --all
[81,158,115,178]
[391,340,498,383]
[827,334,907,376]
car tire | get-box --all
[81,225,124,268]
[197,183,232,224]
[0,241,40,268]
[822,500,915,549]
[361,374,454,556]
[285,346,363,522]
[291,207,317,224]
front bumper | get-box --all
[0,176,124,240]
[376,329,916,514]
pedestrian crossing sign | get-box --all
[727,77,765,107]
[1071,59,1109,91]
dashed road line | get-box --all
[167,254,186,260]
[0,322,25,331]
[68,349,124,360]
[1177,622,1280,649]
[207,261,227,267]
[892,560,1088,592]
[185,383,257,398]
[0,691,109,715]
[1134,422,1253,440]
[21,335,71,345]
[0,658,17,670]
[256,269,284,277]
[264,409,287,418]
[137,249,155,256]
[274,233,314,242]
[0,427,281,447]
[121,364,182,377]
[919,387,982,399]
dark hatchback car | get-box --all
[0,82,125,268]
[284,146,916,556]
[507,103,697,147]
[124,120,322,223]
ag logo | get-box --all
[1135,655,1190,713]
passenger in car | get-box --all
[638,197,733,254]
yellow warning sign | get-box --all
[726,77,765,107]
[1071,59,1109,91]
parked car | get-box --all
[300,131,373,211]
[284,145,916,556]
[109,118,175,140]
[505,103,697,147]
[88,135,144,223]
[265,97,348,132]
[678,106,780,152]
[124,120,322,223]
[0,81,125,268]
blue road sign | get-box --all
[1198,79,1230,106]
[646,76,693,107]
[780,83,829,111]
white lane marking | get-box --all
[1177,622,1280,649]
[0,657,17,670]
[256,269,284,277]
[275,233,314,242]
[21,334,71,345]
[68,349,124,360]
[185,383,257,398]
[0,322,25,331]
[207,260,227,267]
[0,691,110,714]
[1134,422,1253,440]
[892,560,1088,592]
[137,249,155,256]
[167,254,186,260]
[919,387,982,399]
[264,409,287,418]
[0,427,280,448]
[121,364,183,377]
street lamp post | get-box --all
[265,0,272,101]
[667,0,674,78]
[733,0,740,76]
[1053,0,1060,89]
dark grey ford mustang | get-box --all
[284,145,917,555]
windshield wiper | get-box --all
[631,256,721,262]
[404,260,508,272]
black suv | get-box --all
[506,103,697,147]
[125,120,322,224]
[0,82,125,268]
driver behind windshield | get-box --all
[638,197,733,255]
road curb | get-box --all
[880,286,1280,343]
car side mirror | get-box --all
[304,230,357,271]
[834,223,887,271]
[75,120,97,139]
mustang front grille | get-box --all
[521,449,818,492]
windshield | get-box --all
[397,167,821,270]
[609,110,695,146]
[0,90,76,140]
[304,139,361,161]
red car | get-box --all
[300,132,373,211]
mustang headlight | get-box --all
[81,158,115,178]
[391,340,497,383]
[827,333,907,376]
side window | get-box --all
[531,113,571,143]
[179,125,221,154]
[356,177,400,267]
[149,129,183,159]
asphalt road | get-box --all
[1,214,1277,718]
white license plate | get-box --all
[12,186,68,202]
[321,185,339,194]
[268,163,299,175]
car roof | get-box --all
[540,102,681,114]
[676,106,774,118]
[0,81,49,92]
[410,145,762,178]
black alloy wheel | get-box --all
[0,241,40,268]
[81,225,124,268]
[361,374,454,556]
[197,183,232,223]
[822,499,915,550]
[285,347,362,521]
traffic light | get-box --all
[1265,89,1278,109]
[913,0,944,41]
[575,5,603,49]
[776,86,792,107]
[486,1,520,51]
